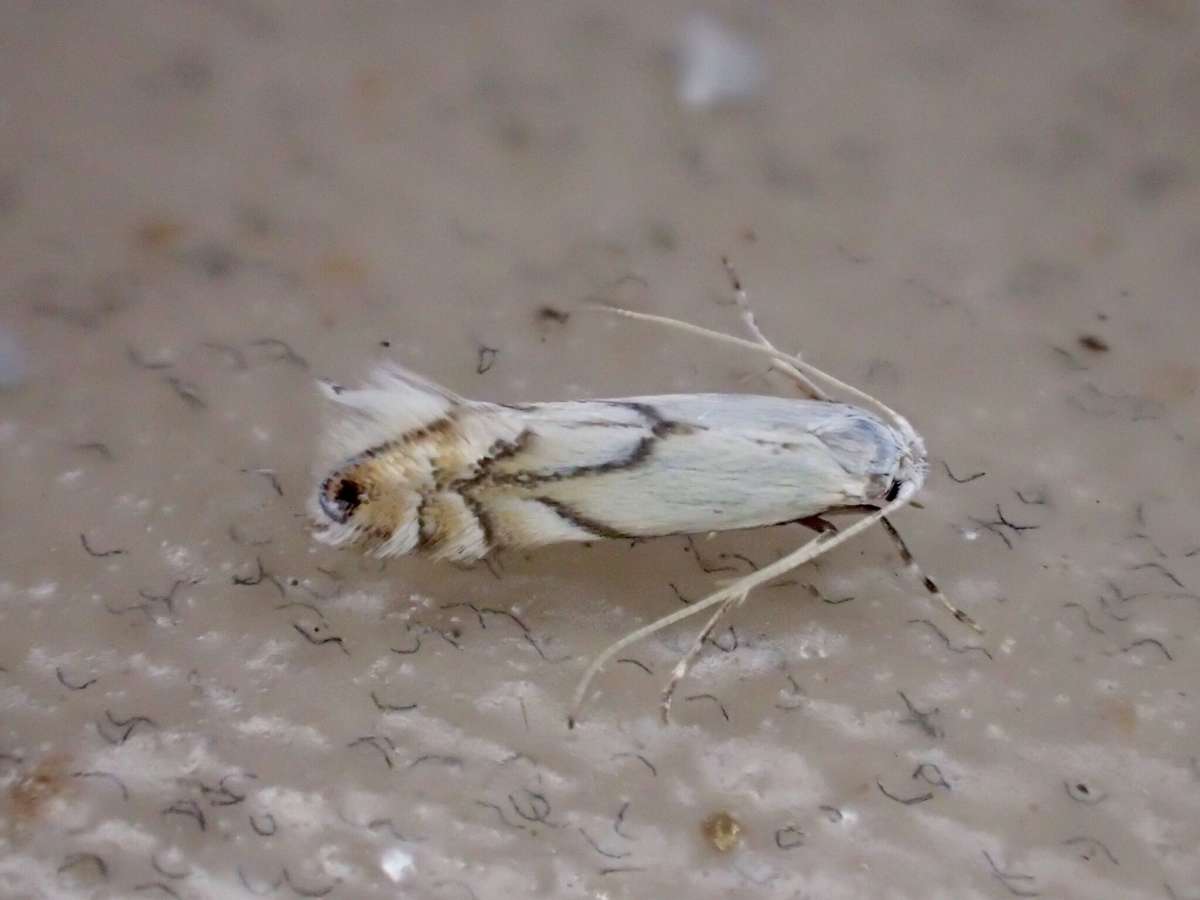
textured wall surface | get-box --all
[2,2,1198,897]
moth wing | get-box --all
[314,364,464,466]
[484,400,653,478]
[515,395,905,538]
[633,393,908,476]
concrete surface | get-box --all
[2,2,1198,897]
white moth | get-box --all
[310,261,980,724]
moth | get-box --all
[310,261,980,725]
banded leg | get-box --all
[721,256,829,401]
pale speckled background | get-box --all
[2,2,1199,898]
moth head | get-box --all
[881,415,928,506]
[892,427,926,504]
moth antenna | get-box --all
[569,487,923,726]
[591,304,914,438]
[720,256,829,402]
[880,517,982,634]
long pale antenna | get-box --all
[589,304,916,437]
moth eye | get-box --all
[319,476,363,523]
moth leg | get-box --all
[880,516,982,634]
[721,256,829,402]
[658,513,846,720]
[660,589,747,724]
[795,514,838,535]
[721,256,774,349]
[569,486,940,726]
[572,528,835,727]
